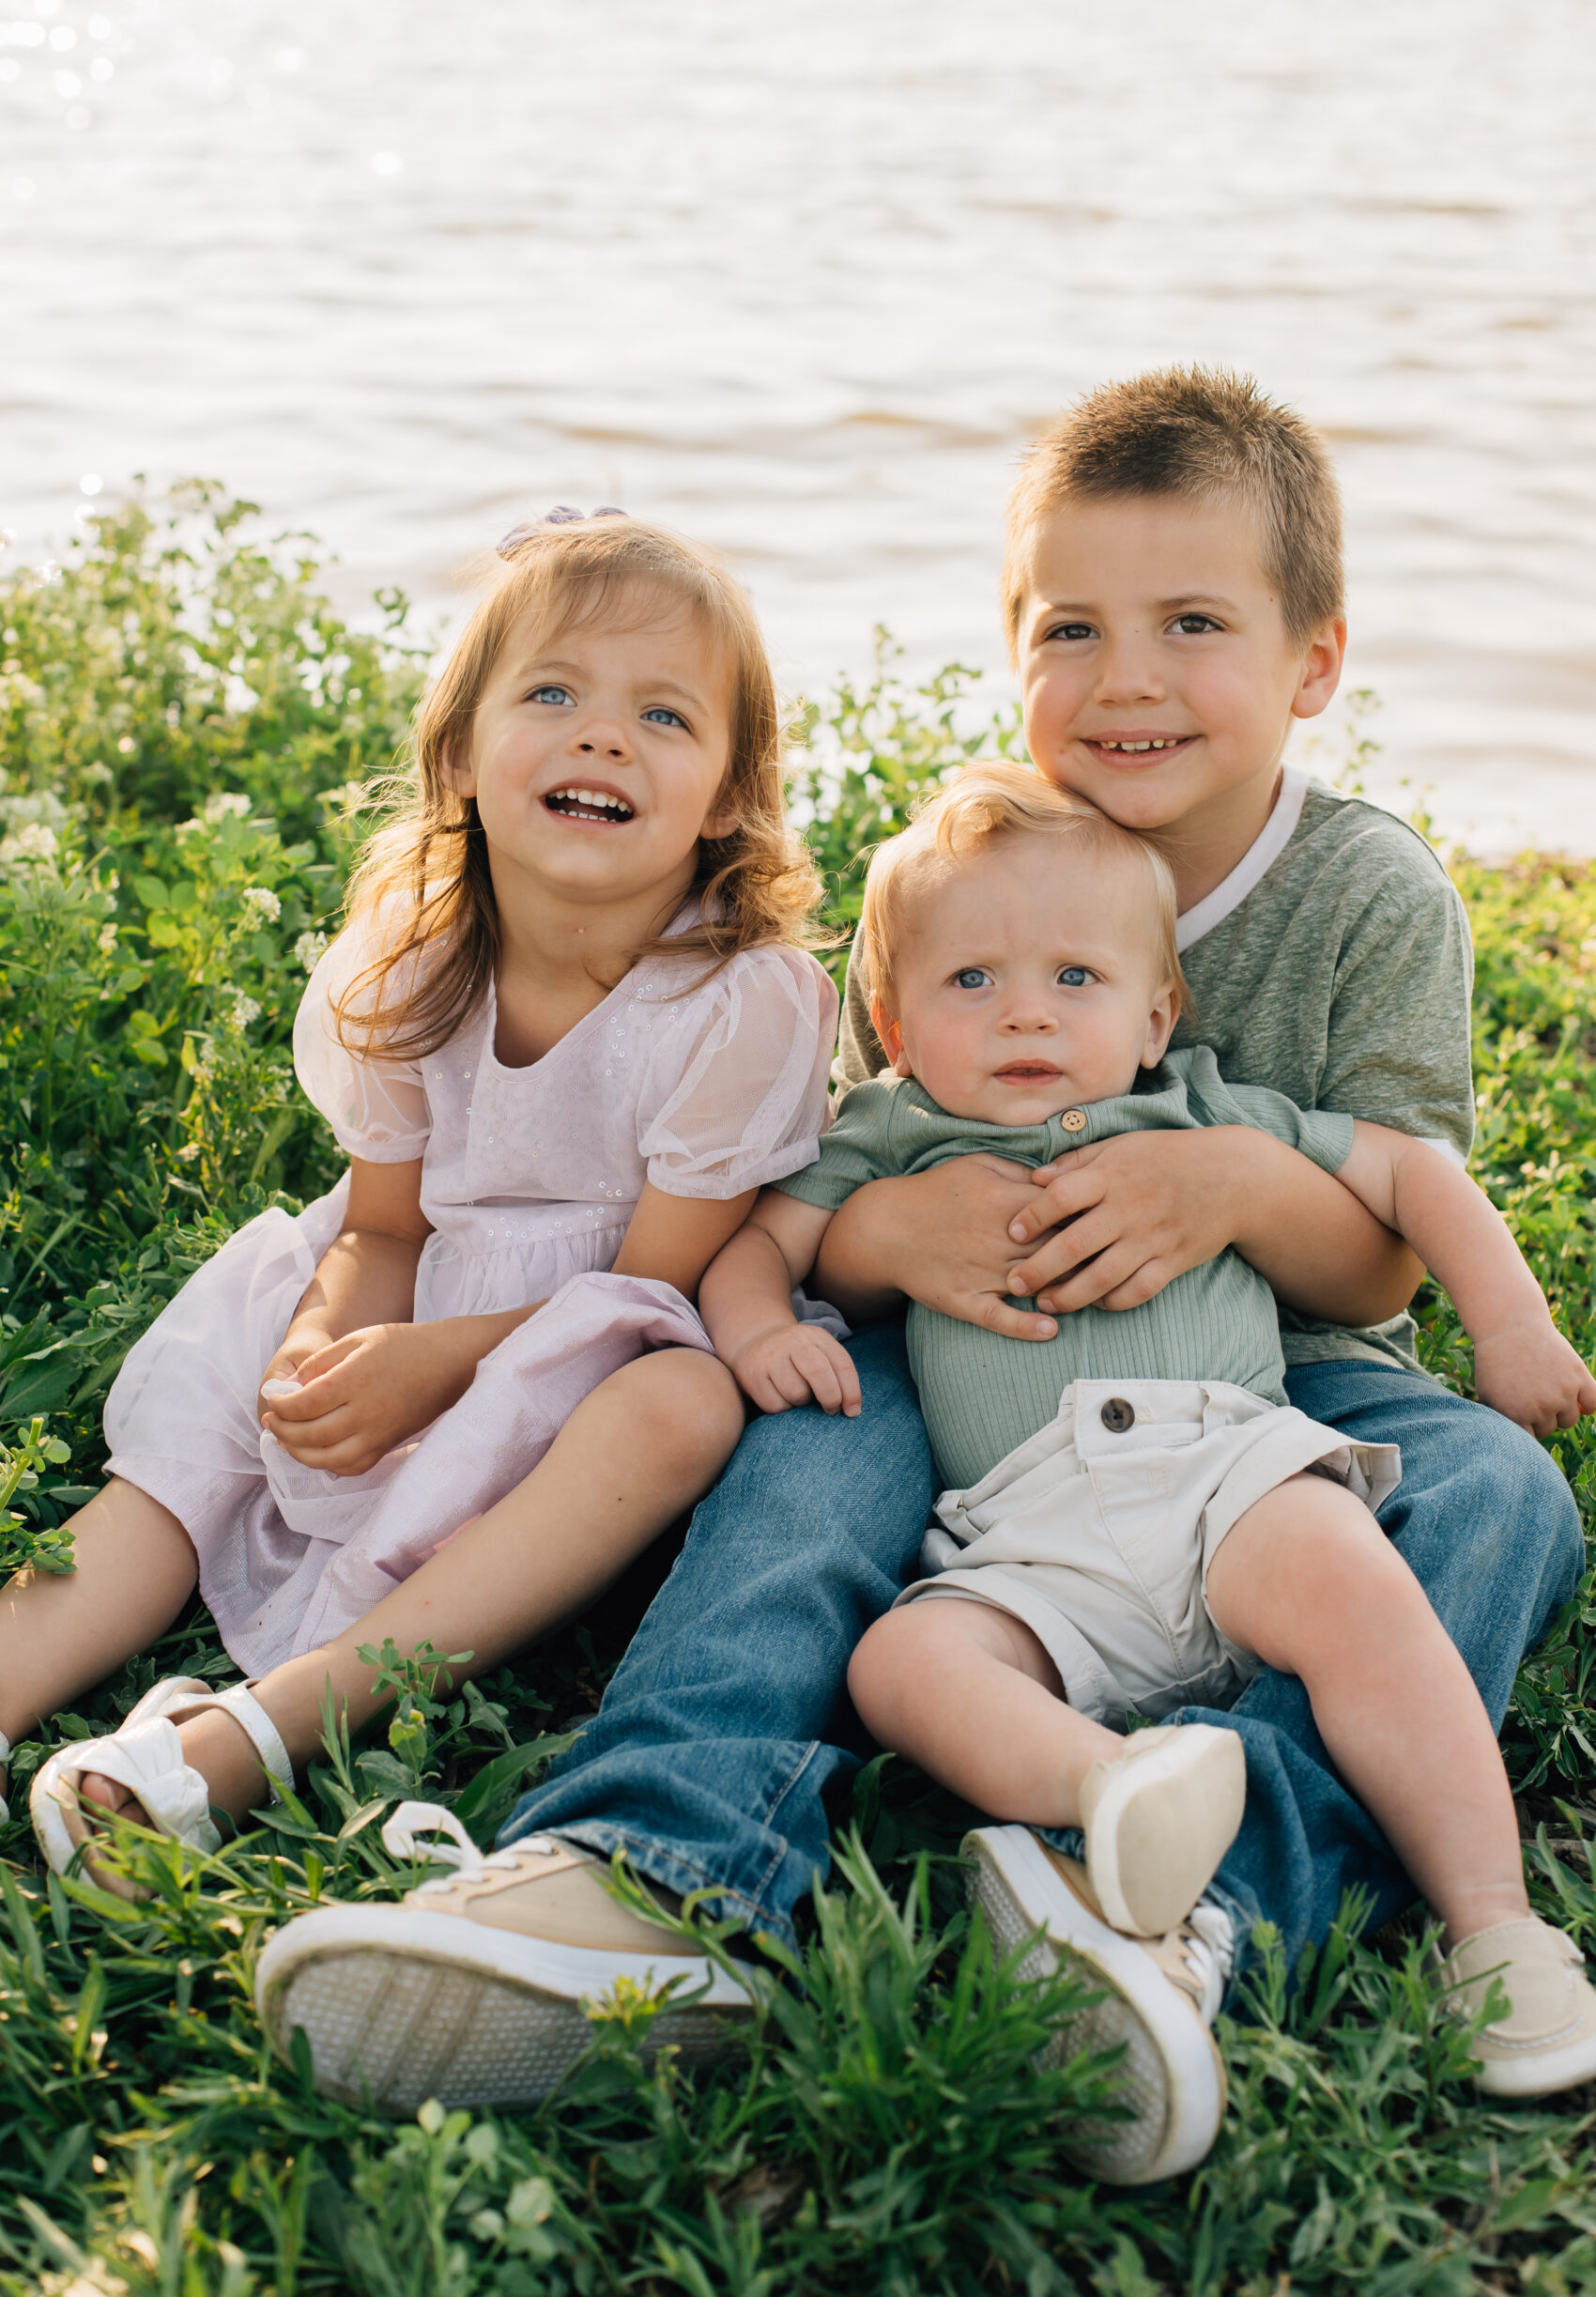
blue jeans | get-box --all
[501,1337,1583,1993]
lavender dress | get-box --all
[104,911,836,1675]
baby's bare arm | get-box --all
[700,1194,861,1416]
[1337,1121,1596,1435]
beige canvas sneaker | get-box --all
[1437,1916,1596,2097]
[963,1824,1232,2184]
[1077,1723,1247,1939]
[255,1803,753,2113]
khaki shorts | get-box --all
[897,1378,1402,1726]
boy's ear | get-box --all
[1142,980,1179,1070]
[870,999,914,1080]
[1289,615,1347,724]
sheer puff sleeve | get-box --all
[292,913,432,1163]
[637,946,839,1198]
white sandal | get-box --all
[30,1675,294,1898]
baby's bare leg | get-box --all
[1204,1472,1528,1950]
[0,1479,199,1750]
[97,1348,746,1826]
[849,1596,1123,1826]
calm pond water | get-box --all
[2,0,1593,852]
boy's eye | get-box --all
[952,967,991,991]
[1171,613,1220,635]
[1056,965,1091,987]
[529,684,573,706]
[1044,620,1096,643]
[641,706,687,729]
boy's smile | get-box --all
[1014,495,1345,904]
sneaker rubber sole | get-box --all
[255,1903,753,2113]
[1085,1724,1246,1938]
[965,1824,1225,2184]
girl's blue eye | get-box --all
[529,684,572,705]
[642,706,687,728]
[1057,965,1091,987]
[953,968,990,990]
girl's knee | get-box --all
[610,1348,744,1462]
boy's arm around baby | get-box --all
[1336,1123,1596,1437]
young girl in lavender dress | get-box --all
[4,512,836,1888]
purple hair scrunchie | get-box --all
[498,506,628,559]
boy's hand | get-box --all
[262,1321,479,1475]
[1005,1132,1245,1313]
[729,1323,862,1418]
[1472,1318,1596,1439]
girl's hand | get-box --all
[730,1323,862,1418]
[1473,1318,1596,1439]
[263,1321,481,1475]
[257,1326,337,1430]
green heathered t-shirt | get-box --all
[776,1048,1354,1489]
[835,771,1475,1374]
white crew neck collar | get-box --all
[1174,765,1310,953]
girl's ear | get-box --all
[871,1000,913,1080]
[441,735,478,801]
[1141,981,1179,1071]
[700,783,741,842]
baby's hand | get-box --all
[1473,1317,1596,1438]
[730,1324,861,1418]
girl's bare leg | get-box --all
[85,1348,746,1826]
[848,1596,1124,1826]
[0,1479,199,1750]
[1204,1472,1529,1950]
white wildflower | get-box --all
[218,986,261,1032]
[176,1141,202,1163]
[175,818,203,838]
[81,761,114,786]
[0,821,58,865]
[294,929,329,972]
[98,922,118,954]
[203,791,253,824]
[241,885,281,922]
[321,779,369,817]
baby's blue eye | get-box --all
[529,684,572,705]
[642,706,687,728]
[953,968,990,990]
[1057,965,1091,987]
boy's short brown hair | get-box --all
[1002,365,1343,657]
[858,760,1186,1023]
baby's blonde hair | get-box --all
[337,516,822,1059]
[857,762,1186,1023]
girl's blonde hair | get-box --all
[336,516,822,1059]
[857,761,1187,1020]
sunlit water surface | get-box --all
[3,0,1593,851]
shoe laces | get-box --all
[1174,1900,1235,2023]
[381,1799,560,1890]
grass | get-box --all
[1,496,1594,2293]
